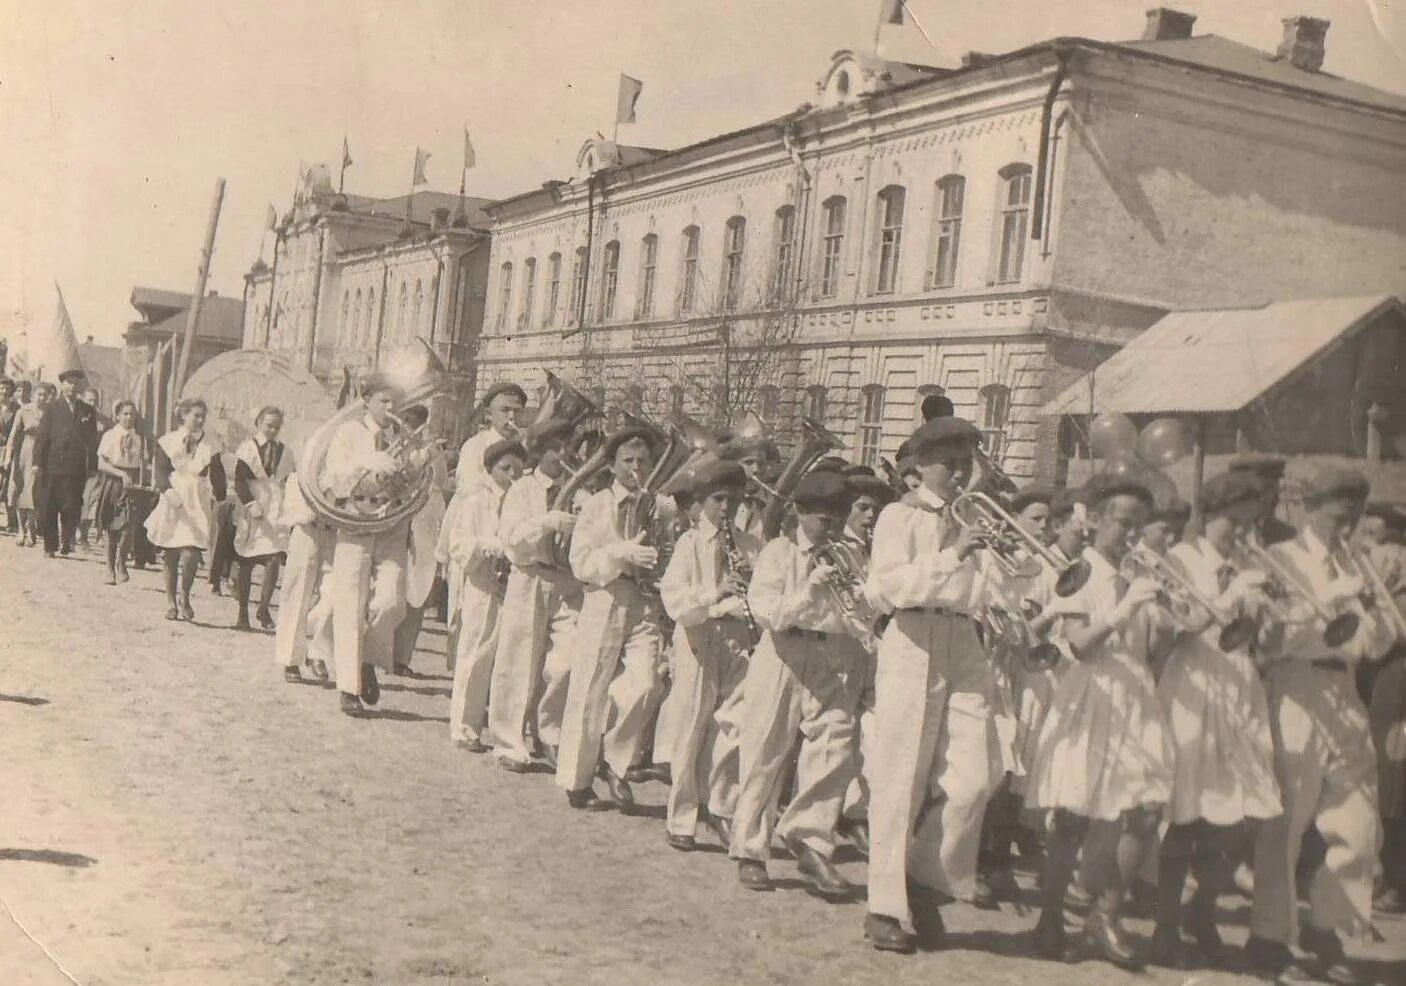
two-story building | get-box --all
[473,9,1406,479]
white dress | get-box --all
[1023,546,1175,820]
[144,430,219,551]
[232,437,295,559]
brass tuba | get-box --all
[753,417,846,539]
[620,411,712,593]
[298,341,449,536]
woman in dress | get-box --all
[0,377,18,534]
[6,382,54,547]
[144,398,226,621]
[231,406,294,630]
[93,400,146,584]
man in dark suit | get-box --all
[32,368,98,557]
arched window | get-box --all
[520,257,537,329]
[874,185,905,294]
[545,252,562,327]
[721,216,747,311]
[805,384,828,423]
[364,287,376,344]
[669,383,685,416]
[819,196,847,299]
[599,240,620,319]
[638,234,658,318]
[397,281,409,339]
[757,384,781,426]
[858,384,886,467]
[836,71,850,97]
[928,175,964,289]
[412,279,424,335]
[495,262,513,333]
[997,164,1033,283]
[916,383,948,423]
[568,247,587,323]
[341,291,351,342]
[679,226,701,313]
[980,383,1012,464]
[772,206,796,303]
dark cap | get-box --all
[525,417,575,450]
[792,471,852,512]
[1011,484,1055,514]
[603,426,656,461]
[481,381,528,406]
[909,416,981,456]
[895,437,917,466]
[1049,487,1086,522]
[1228,454,1287,481]
[483,438,528,470]
[1363,501,1406,527]
[57,368,86,383]
[920,393,955,421]
[1196,472,1262,516]
[1081,473,1154,509]
[847,471,894,504]
[811,455,849,475]
[1302,466,1370,507]
[691,459,747,497]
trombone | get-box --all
[1338,538,1406,644]
[950,491,1090,596]
[1234,540,1361,647]
[1119,545,1257,652]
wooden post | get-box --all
[1190,416,1206,502]
[174,178,226,392]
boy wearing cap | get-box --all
[861,416,1009,952]
[555,426,665,811]
[659,459,761,851]
[485,418,582,771]
[1024,474,1175,968]
[730,470,873,899]
[720,433,780,539]
[1245,467,1396,985]
[1229,455,1297,548]
[447,439,527,751]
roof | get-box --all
[1041,294,1404,416]
[126,294,246,344]
[339,191,494,228]
[129,286,191,320]
[77,341,123,383]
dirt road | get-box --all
[1,539,1402,985]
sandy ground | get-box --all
[1,536,1403,986]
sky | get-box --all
[1,0,1403,349]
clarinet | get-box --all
[720,520,761,645]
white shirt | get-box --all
[448,474,507,589]
[97,424,142,470]
[455,426,514,493]
[661,514,762,629]
[748,527,865,637]
[1267,527,1394,665]
[570,481,644,589]
[320,413,396,501]
[864,485,996,616]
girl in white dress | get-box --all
[231,406,295,630]
[144,398,226,621]
[93,400,146,584]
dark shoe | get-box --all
[339,692,366,716]
[1185,895,1230,966]
[839,819,870,857]
[1084,908,1143,970]
[497,757,532,774]
[701,812,732,848]
[256,606,274,630]
[283,666,302,684]
[359,664,380,706]
[59,545,71,556]
[624,764,653,784]
[1032,912,1068,961]
[789,840,853,900]
[211,582,223,596]
[179,599,195,622]
[971,871,999,910]
[537,745,558,771]
[1243,935,1293,974]
[737,860,772,892]
[599,764,634,808]
[235,611,252,630]
[665,833,697,852]
[1300,927,1358,986]
[986,864,1022,904]
[1374,886,1406,915]
[165,605,180,621]
[566,788,610,812]
[455,738,489,754]
[1149,924,1186,969]
[912,901,947,950]
[105,572,118,585]
[864,913,915,954]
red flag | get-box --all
[463,127,476,171]
[412,147,430,186]
[881,0,905,26]
[342,136,353,170]
[616,74,643,125]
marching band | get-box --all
[9,351,1405,983]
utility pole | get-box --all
[174,178,226,398]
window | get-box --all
[772,206,796,302]
[820,197,847,299]
[341,291,351,342]
[679,225,700,313]
[364,287,376,344]
[638,234,658,318]
[520,257,537,329]
[997,164,1033,283]
[757,384,781,426]
[929,175,964,289]
[397,282,409,339]
[806,385,828,422]
[494,262,513,332]
[669,384,685,416]
[599,240,620,320]
[412,279,423,334]
[980,383,1012,463]
[545,252,562,327]
[568,247,587,322]
[350,289,361,343]
[721,216,746,311]
[874,186,905,294]
[858,385,886,467]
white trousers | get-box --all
[273,523,335,670]
[448,575,502,744]
[1251,663,1380,946]
[666,619,751,837]
[327,525,408,696]
[730,630,864,861]
[867,611,1001,930]
[554,581,663,793]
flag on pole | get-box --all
[265,204,277,230]
[463,127,476,171]
[342,137,353,171]
[412,147,431,186]
[32,283,85,382]
[616,73,643,125]
[881,0,905,25]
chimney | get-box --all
[85,335,94,344]
[431,207,450,230]
[1142,7,1197,42]
[1278,15,1329,72]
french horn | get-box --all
[298,340,449,536]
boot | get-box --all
[1083,889,1142,969]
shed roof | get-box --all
[1041,294,1404,416]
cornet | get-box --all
[1338,538,1406,645]
[1234,540,1360,647]
[1119,545,1256,652]
[950,491,1090,596]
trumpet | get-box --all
[811,538,869,619]
[1119,545,1257,652]
[1234,540,1360,647]
[950,491,1090,596]
[1338,538,1406,644]
[985,598,1064,671]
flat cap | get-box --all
[792,471,852,511]
[1151,494,1191,524]
[691,459,747,496]
[1302,466,1370,506]
[1081,472,1154,509]
[909,416,981,456]
[603,425,657,461]
[895,437,917,465]
[1196,472,1262,516]
[483,438,528,470]
[481,381,528,406]
[847,472,894,504]
[1228,454,1287,480]
[525,417,575,450]
[1011,484,1055,514]
[57,368,87,383]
